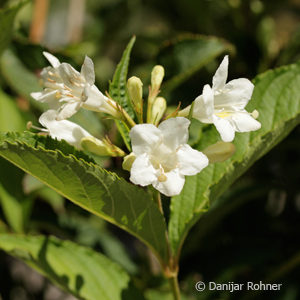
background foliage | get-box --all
[0,0,299,299]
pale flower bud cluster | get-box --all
[30,52,261,197]
[151,65,165,93]
[127,76,143,123]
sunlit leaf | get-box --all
[0,132,169,264]
[0,234,130,300]
[109,36,136,151]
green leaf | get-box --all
[0,157,32,233]
[109,36,136,151]
[0,218,8,233]
[23,174,65,213]
[68,214,138,274]
[0,1,27,55]
[0,132,169,264]
[168,60,300,258]
[0,88,27,131]
[0,88,33,233]
[0,234,130,300]
[0,48,44,108]
[158,34,233,95]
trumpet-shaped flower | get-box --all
[39,110,124,157]
[39,110,92,149]
[31,52,120,120]
[129,117,209,196]
[189,56,261,142]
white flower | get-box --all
[39,110,125,157]
[129,117,209,196]
[192,55,261,142]
[39,110,92,149]
[31,52,119,120]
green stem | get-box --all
[154,190,164,215]
[122,109,136,128]
[152,189,181,300]
[169,275,181,300]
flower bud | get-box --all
[151,97,167,125]
[122,153,136,171]
[203,141,235,163]
[81,136,125,157]
[127,76,143,112]
[251,109,259,119]
[151,65,164,92]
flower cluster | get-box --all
[30,52,261,196]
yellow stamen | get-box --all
[63,85,72,91]
[215,111,231,118]
[158,165,167,182]
[158,173,167,182]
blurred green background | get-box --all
[0,0,299,299]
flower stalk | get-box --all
[169,275,181,300]
[152,188,181,300]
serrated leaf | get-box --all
[158,34,233,95]
[168,61,300,258]
[109,36,136,151]
[0,132,169,264]
[0,234,130,300]
[0,1,27,55]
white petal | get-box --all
[58,63,82,88]
[39,110,91,148]
[56,102,81,120]
[213,116,235,142]
[193,84,214,123]
[177,144,209,176]
[31,90,62,110]
[83,87,119,118]
[130,154,157,186]
[81,56,95,85]
[31,91,55,102]
[214,78,254,110]
[130,124,161,155]
[230,111,261,132]
[212,55,228,90]
[158,117,190,150]
[82,85,108,110]
[152,169,185,197]
[43,52,60,68]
